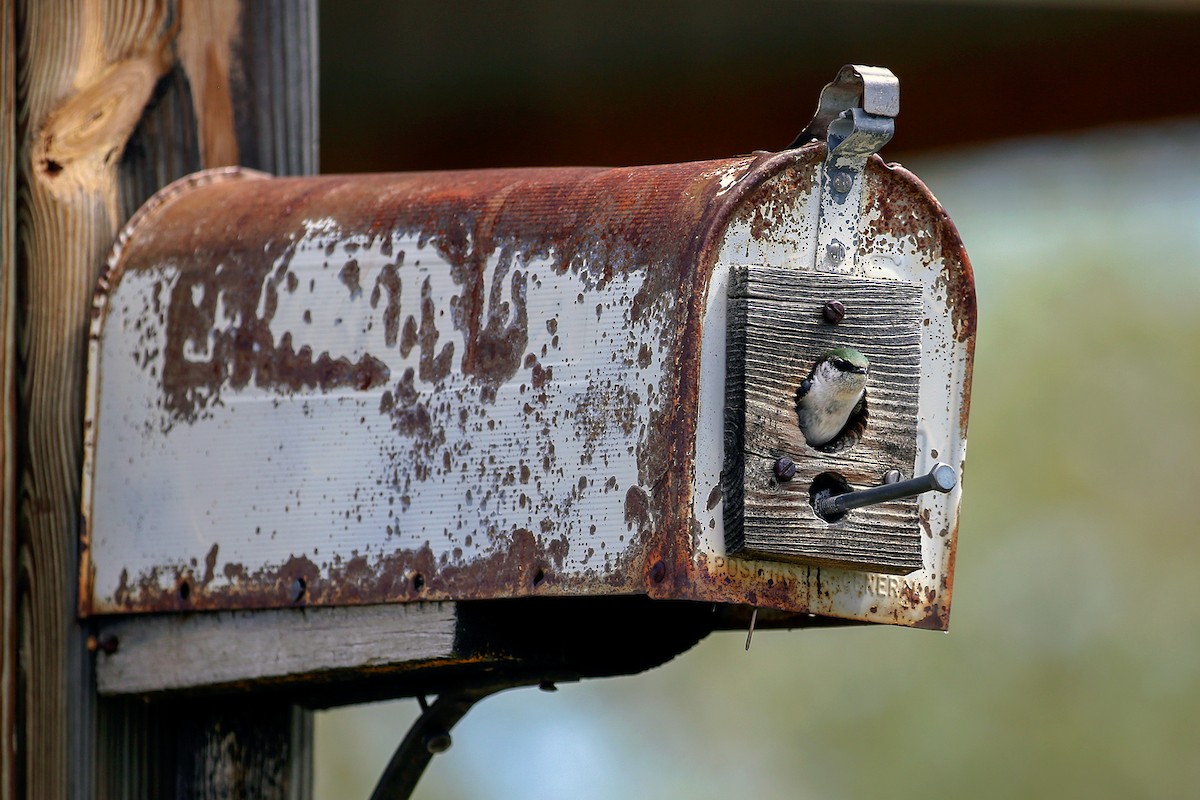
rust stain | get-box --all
[866,158,978,346]
[160,241,390,422]
[99,525,600,614]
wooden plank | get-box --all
[13,1,318,797]
[1,1,17,795]
[724,265,924,573]
[15,4,177,794]
[96,603,459,696]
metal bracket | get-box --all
[791,65,899,273]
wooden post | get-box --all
[10,1,317,797]
[2,1,18,796]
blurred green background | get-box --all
[313,3,1200,797]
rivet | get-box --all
[822,300,845,324]
[825,241,846,264]
[424,730,452,754]
[773,456,797,481]
[832,172,853,193]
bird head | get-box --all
[822,346,868,373]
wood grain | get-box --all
[16,5,174,795]
[724,265,924,573]
[1,2,18,796]
[96,603,460,695]
[13,1,318,797]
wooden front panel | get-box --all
[724,266,924,573]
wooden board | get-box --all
[12,1,319,796]
[95,603,459,696]
[724,265,924,573]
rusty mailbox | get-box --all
[81,66,975,683]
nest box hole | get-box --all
[810,472,852,523]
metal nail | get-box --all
[773,456,797,481]
[815,463,957,517]
[822,300,845,324]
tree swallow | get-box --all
[795,347,869,448]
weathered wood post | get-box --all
[2,1,18,795]
[6,2,317,796]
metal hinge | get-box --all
[791,65,899,272]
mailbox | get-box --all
[81,67,975,671]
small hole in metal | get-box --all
[178,581,191,601]
[532,568,545,587]
[412,573,425,592]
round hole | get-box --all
[412,573,425,592]
[809,472,852,523]
[178,581,191,602]
[532,568,546,587]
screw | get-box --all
[825,241,846,264]
[773,456,797,481]
[832,171,853,193]
[87,634,119,655]
[424,730,452,754]
[883,469,902,484]
[649,560,666,583]
[822,300,845,324]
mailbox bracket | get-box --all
[792,65,900,273]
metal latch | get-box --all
[790,64,900,272]
[811,463,958,521]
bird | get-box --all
[795,347,869,448]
